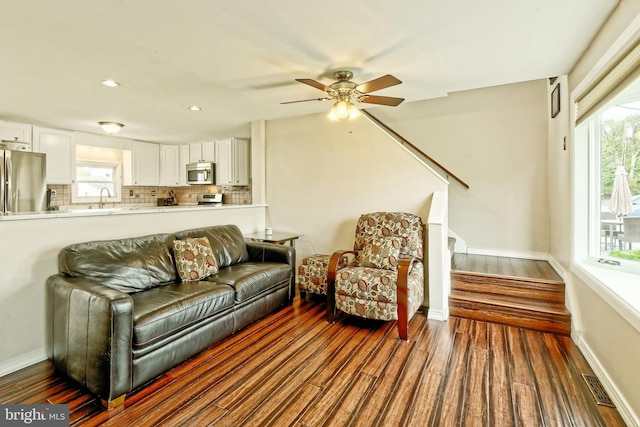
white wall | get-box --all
[546,75,572,272]
[366,80,550,255]
[264,113,448,265]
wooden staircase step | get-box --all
[451,271,565,304]
[449,290,571,336]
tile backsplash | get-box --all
[48,184,252,209]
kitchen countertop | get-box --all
[0,203,266,221]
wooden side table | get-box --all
[244,231,301,247]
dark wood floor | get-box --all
[452,253,563,282]
[0,297,625,426]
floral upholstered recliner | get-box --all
[326,212,425,341]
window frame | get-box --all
[573,110,640,334]
[72,160,122,204]
[578,109,640,275]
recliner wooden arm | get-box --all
[326,250,357,322]
[396,257,418,341]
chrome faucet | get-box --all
[99,187,112,209]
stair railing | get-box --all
[361,109,470,190]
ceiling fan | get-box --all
[282,70,405,120]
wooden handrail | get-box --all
[361,109,470,189]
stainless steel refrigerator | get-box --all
[1,149,47,214]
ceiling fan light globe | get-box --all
[349,107,360,120]
[336,100,349,118]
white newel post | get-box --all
[427,190,450,321]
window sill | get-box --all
[573,261,640,334]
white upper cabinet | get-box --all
[214,138,249,186]
[160,144,190,187]
[189,141,215,163]
[234,138,250,186]
[0,120,32,149]
[160,144,181,186]
[188,143,201,163]
[132,141,160,186]
[214,138,233,185]
[32,126,75,184]
[179,144,190,186]
[202,141,215,162]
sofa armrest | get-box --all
[246,241,294,263]
[47,275,134,403]
[246,241,296,301]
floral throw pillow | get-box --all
[359,237,402,271]
[173,237,218,282]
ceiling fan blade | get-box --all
[281,97,331,104]
[361,95,405,106]
[356,74,402,93]
[296,78,333,93]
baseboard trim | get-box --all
[545,255,567,281]
[426,309,448,322]
[465,247,549,261]
[577,336,639,427]
[0,348,47,378]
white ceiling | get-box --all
[0,0,618,143]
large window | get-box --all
[578,77,640,273]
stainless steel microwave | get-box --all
[186,162,215,185]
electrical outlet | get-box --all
[129,190,134,196]
[151,190,156,197]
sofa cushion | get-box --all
[208,262,291,303]
[176,224,249,269]
[173,237,218,282]
[131,281,235,349]
[58,233,177,293]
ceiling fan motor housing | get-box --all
[333,70,353,81]
[329,71,360,101]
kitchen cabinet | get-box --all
[188,141,215,163]
[179,144,189,186]
[160,144,190,187]
[160,145,181,186]
[132,141,160,186]
[214,138,249,186]
[0,120,32,149]
[234,138,250,186]
[32,126,75,184]
[214,138,233,185]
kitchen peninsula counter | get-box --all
[0,203,266,221]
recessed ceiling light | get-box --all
[188,105,202,111]
[101,80,120,87]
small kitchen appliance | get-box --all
[186,162,215,185]
[197,193,223,206]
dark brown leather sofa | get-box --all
[47,224,294,409]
